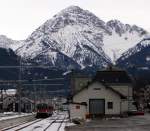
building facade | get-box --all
[69,67,134,119]
[70,82,127,119]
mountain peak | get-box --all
[106,19,147,37]
[62,5,83,12]
[107,19,123,24]
[37,5,107,36]
[56,5,85,16]
[12,6,149,70]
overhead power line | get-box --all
[23,84,64,86]
[0,78,64,83]
[0,65,55,68]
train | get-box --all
[36,103,53,118]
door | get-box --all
[89,99,105,116]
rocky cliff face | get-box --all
[15,6,147,70]
[0,35,24,50]
[0,6,148,71]
[117,38,150,68]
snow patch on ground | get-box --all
[0,113,33,121]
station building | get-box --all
[68,67,134,119]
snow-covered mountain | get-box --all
[15,6,147,70]
[16,6,112,69]
[0,6,147,71]
[104,20,147,61]
[117,37,150,68]
[0,35,24,50]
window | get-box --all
[107,102,113,109]
[93,87,101,90]
[76,105,80,109]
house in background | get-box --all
[68,66,134,119]
[15,97,34,113]
[0,89,16,112]
[0,89,34,113]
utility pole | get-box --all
[0,88,3,112]
[33,73,38,112]
[18,56,22,114]
[34,83,36,111]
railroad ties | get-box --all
[1,112,68,131]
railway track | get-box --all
[43,114,67,131]
[43,116,60,131]
[56,115,66,131]
[2,118,43,131]
[2,113,68,131]
[0,114,36,130]
[2,115,56,131]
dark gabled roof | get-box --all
[63,102,87,106]
[3,96,15,101]
[68,69,92,78]
[94,69,132,84]
[73,81,126,99]
[102,82,126,99]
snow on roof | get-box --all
[0,89,17,96]
[6,89,16,95]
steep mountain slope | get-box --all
[0,47,68,95]
[117,38,150,68]
[0,6,149,95]
[0,35,24,50]
[116,38,150,84]
[0,48,19,80]
[104,20,147,61]
[16,6,111,70]
[16,6,147,70]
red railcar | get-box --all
[36,103,53,118]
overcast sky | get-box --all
[0,0,149,40]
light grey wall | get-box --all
[73,82,122,115]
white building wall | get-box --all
[69,104,87,119]
[3,97,15,109]
[73,82,124,116]
[121,100,129,113]
[111,85,133,112]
